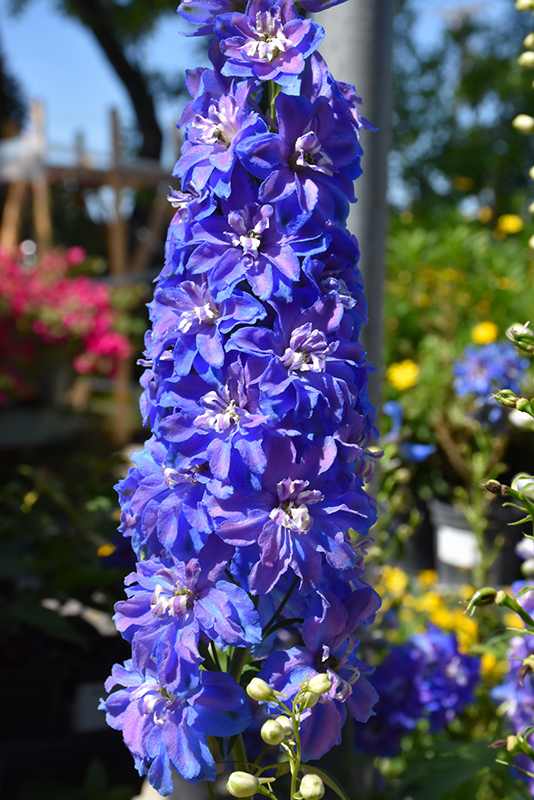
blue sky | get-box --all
[0,0,508,168]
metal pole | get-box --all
[315,1,394,408]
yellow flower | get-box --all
[503,611,525,628]
[478,205,493,223]
[453,176,474,191]
[386,359,420,391]
[496,214,524,234]
[97,543,117,558]
[415,591,443,614]
[417,569,438,588]
[471,321,499,345]
[380,565,409,595]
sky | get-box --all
[0,0,509,170]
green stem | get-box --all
[229,646,251,683]
[263,576,298,639]
[210,641,222,671]
[289,704,303,800]
[232,734,250,775]
[206,780,216,800]
[498,592,534,629]
[269,82,280,127]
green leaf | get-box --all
[302,765,351,800]
[392,741,497,800]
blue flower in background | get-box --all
[354,627,480,757]
[452,343,529,422]
[382,400,436,463]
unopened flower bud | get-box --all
[516,0,534,10]
[495,590,509,606]
[529,200,534,214]
[275,715,294,738]
[307,673,333,695]
[260,719,286,746]
[519,654,534,685]
[300,774,325,800]
[227,772,260,798]
[513,114,534,134]
[506,321,534,353]
[246,678,277,703]
[466,587,498,615]
[492,389,519,408]
[480,480,508,496]
[525,32,534,48]
[507,735,520,754]
[519,51,534,68]
[300,690,319,709]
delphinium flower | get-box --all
[100,0,381,795]
[353,627,480,757]
[452,342,529,424]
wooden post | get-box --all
[30,100,53,253]
[108,108,132,446]
[0,180,27,253]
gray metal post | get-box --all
[315,1,394,409]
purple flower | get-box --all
[209,436,376,594]
[186,198,329,301]
[259,584,380,760]
[115,436,224,561]
[177,0,246,36]
[100,660,251,794]
[228,294,366,423]
[154,357,271,488]
[215,0,324,89]
[238,92,361,232]
[355,628,480,756]
[114,539,261,691]
[175,78,267,199]
[145,278,266,376]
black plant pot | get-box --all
[429,498,524,587]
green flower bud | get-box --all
[516,0,534,9]
[300,691,319,709]
[465,587,498,615]
[492,389,519,408]
[519,51,534,68]
[246,678,277,703]
[506,322,534,353]
[525,32,534,48]
[275,715,294,738]
[495,590,509,606]
[507,735,520,754]
[260,719,286,746]
[300,774,325,800]
[529,200,534,214]
[513,114,534,134]
[227,772,260,798]
[307,673,333,695]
